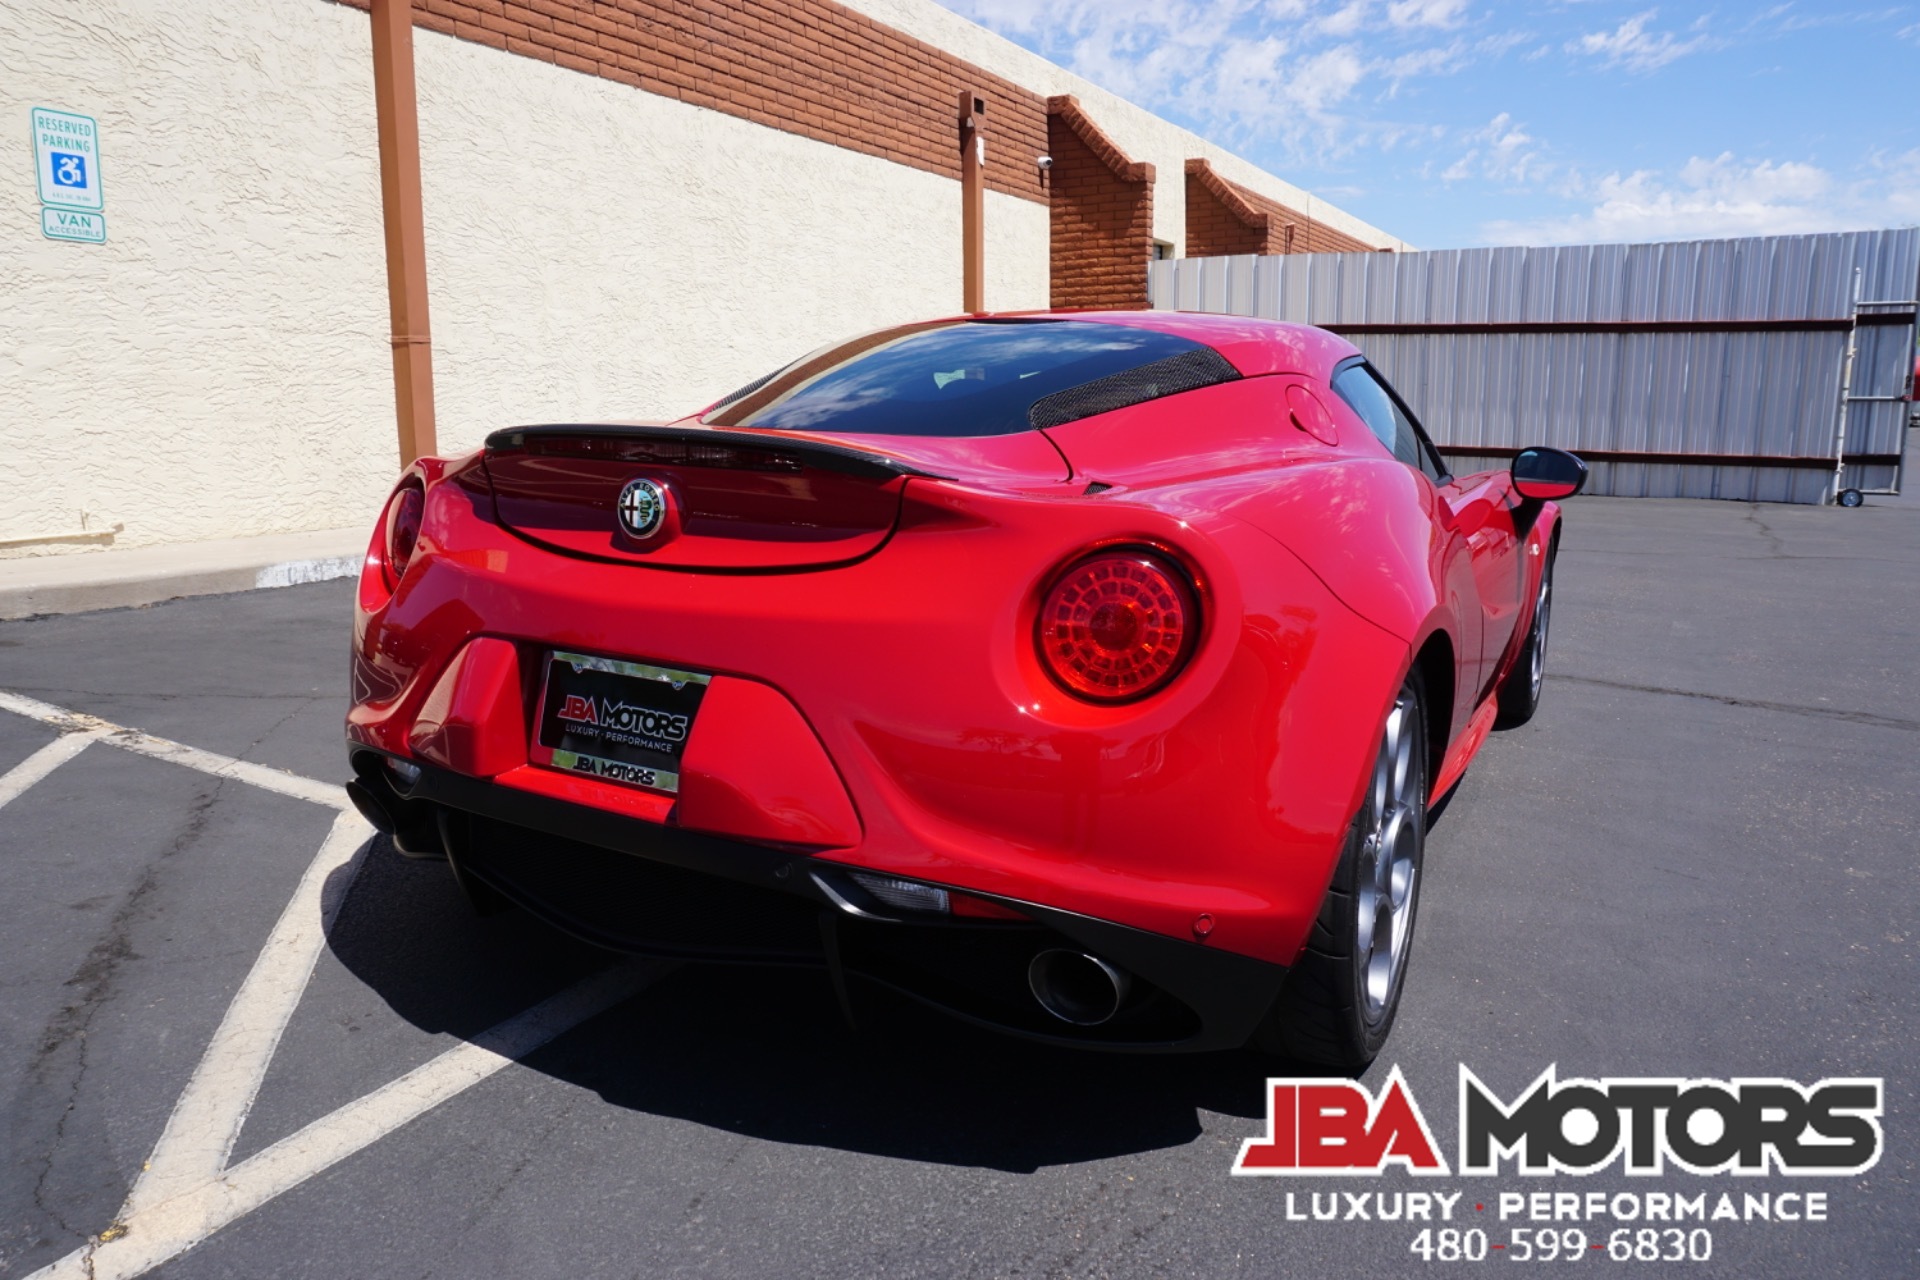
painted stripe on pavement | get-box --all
[119,810,374,1217]
[0,731,98,810]
[28,961,664,1280]
[0,689,344,809]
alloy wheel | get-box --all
[1528,568,1552,700]
[1356,691,1422,1021]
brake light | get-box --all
[1037,550,1197,702]
[383,481,425,589]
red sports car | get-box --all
[344,311,1585,1068]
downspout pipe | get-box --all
[959,89,986,315]
[370,0,437,466]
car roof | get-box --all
[960,309,1361,381]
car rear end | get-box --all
[344,316,1400,1051]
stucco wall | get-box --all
[0,0,395,555]
[0,0,1050,555]
[843,0,1413,256]
[1,0,1383,557]
[412,28,1050,457]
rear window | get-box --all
[703,319,1236,436]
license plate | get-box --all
[531,650,711,794]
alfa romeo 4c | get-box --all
[344,311,1586,1068]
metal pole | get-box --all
[959,90,985,314]
[1829,267,1861,503]
[371,0,437,465]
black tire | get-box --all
[1495,549,1554,729]
[1254,673,1428,1070]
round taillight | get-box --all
[384,482,425,587]
[1037,550,1197,702]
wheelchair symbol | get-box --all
[51,152,87,188]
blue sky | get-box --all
[931,2,1920,249]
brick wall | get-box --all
[1047,96,1154,310]
[1185,161,1275,257]
[332,0,1051,204]
[1185,158,1377,258]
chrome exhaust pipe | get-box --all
[1028,949,1132,1026]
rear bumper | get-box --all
[350,748,1287,1053]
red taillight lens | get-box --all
[384,482,425,588]
[1037,550,1197,702]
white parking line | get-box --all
[1,688,674,1279]
[0,690,345,809]
[120,810,375,1216]
[31,961,664,1280]
[0,731,99,810]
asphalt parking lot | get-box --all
[1,493,1916,1279]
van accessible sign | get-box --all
[42,207,105,243]
[33,108,104,210]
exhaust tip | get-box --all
[1028,949,1131,1026]
[346,775,444,859]
[345,778,396,835]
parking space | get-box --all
[1,495,1915,1279]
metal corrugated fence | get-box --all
[1147,230,1920,502]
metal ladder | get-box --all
[1830,267,1918,505]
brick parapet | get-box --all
[330,0,1052,205]
[1046,97,1152,310]
[1184,157,1377,257]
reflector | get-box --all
[849,871,950,914]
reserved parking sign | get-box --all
[31,107,103,211]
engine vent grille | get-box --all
[1027,347,1241,430]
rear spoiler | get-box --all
[483,423,951,482]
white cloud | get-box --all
[1380,39,1470,87]
[1442,112,1553,186]
[1475,151,1920,245]
[1569,10,1711,73]
[1316,1,1371,37]
[1313,1,1374,36]
[935,0,1523,161]
[1387,0,1468,29]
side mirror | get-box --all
[1511,447,1588,502]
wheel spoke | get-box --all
[1389,839,1414,911]
[1385,699,1413,807]
[1366,941,1393,1009]
[1370,749,1390,826]
[1354,875,1380,961]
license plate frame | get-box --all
[530,649,711,795]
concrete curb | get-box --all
[0,529,365,621]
